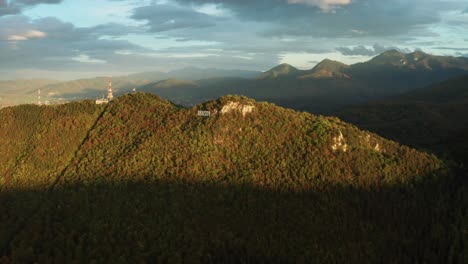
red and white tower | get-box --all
[107,77,114,101]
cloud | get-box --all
[0,14,279,78]
[14,0,62,4]
[0,0,63,16]
[434,47,468,51]
[0,6,20,17]
[2,0,468,79]
[6,30,46,40]
[336,44,410,56]
[287,0,351,11]
[173,0,465,38]
[83,23,145,37]
[0,15,150,71]
[131,4,219,32]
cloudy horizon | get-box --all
[1,0,467,80]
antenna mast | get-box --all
[37,89,41,106]
[107,77,114,101]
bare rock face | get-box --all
[374,143,381,152]
[364,134,383,152]
[332,130,348,152]
[220,101,255,117]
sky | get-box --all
[0,0,467,80]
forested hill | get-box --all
[1,93,466,263]
[338,75,468,165]
[1,93,443,189]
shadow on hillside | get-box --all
[1,172,467,263]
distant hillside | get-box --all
[1,67,261,107]
[0,79,59,107]
[256,63,300,80]
[0,79,58,93]
[366,50,468,70]
[3,51,468,114]
[130,51,468,114]
[140,79,199,90]
[35,77,150,103]
[338,74,468,164]
[300,59,350,79]
[128,67,261,82]
[135,77,251,106]
[1,93,466,262]
[257,60,350,80]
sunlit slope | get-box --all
[0,101,104,250]
[0,101,105,189]
[59,93,443,187]
[2,93,465,263]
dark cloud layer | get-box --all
[0,0,63,16]
[1,0,467,79]
[131,4,221,32]
[173,0,464,38]
[0,14,279,77]
[15,0,62,4]
[434,47,468,51]
[0,16,148,71]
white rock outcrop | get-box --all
[374,143,381,152]
[220,101,255,117]
[365,133,382,152]
[332,130,348,152]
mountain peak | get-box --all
[300,59,350,79]
[382,49,404,56]
[271,63,298,71]
[313,59,348,71]
[411,50,427,56]
[369,50,407,65]
[256,63,300,80]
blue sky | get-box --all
[1,0,467,80]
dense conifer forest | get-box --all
[1,93,467,263]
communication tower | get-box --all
[37,89,41,106]
[107,77,114,101]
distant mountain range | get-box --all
[124,50,468,113]
[0,79,59,107]
[0,68,260,107]
[2,50,468,113]
[258,59,351,80]
[128,67,261,81]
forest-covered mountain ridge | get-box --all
[258,50,468,80]
[1,93,466,263]
[338,74,468,165]
[0,92,446,191]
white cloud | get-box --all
[72,54,106,64]
[287,0,351,11]
[6,30,46,40]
